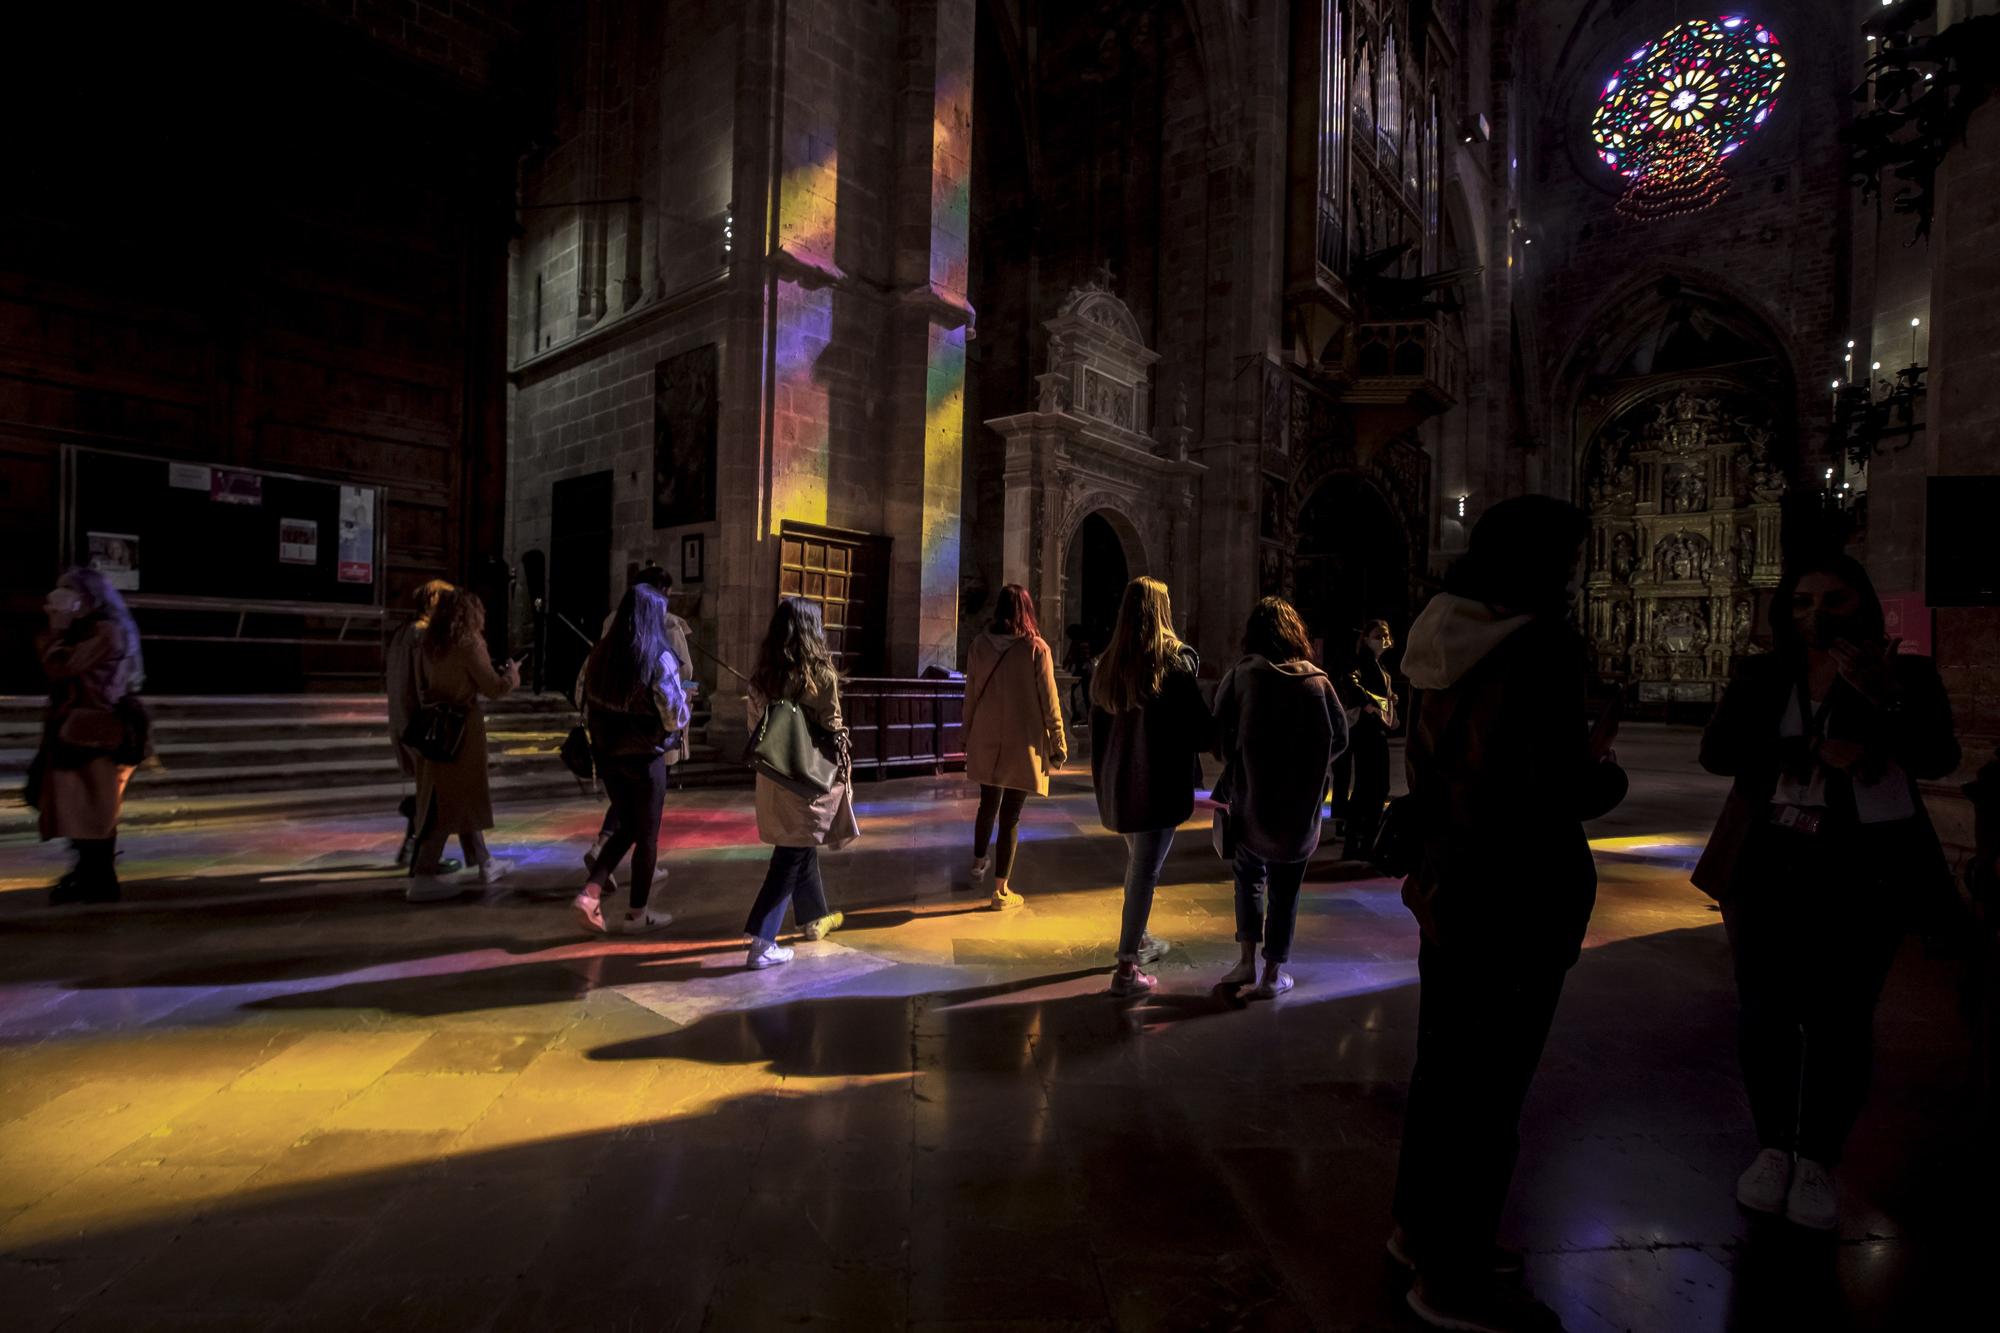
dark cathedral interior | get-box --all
[2,2,1998,1330]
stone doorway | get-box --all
[1067,510,1133,651]
[1291,475,1411,659]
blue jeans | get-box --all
[744,845,831,943]
[1117,828,1177,962]
[1232,847,1309,963]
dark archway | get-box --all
[1292,475,1410,661]
[1069,511,1130,650]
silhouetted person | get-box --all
[1090,576,1214,996]
[963,583,1066,911]
[1211,596,1347,997]
[1062,622,1094,724]
[386,579,453,868]
[407,589,520,899]
[1336,617,1398,860]
[1694,554,1958,1231]
[1391,496,1626,1333]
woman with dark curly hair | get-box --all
[407,588,519,900]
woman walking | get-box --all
[1336,618,1398,860]
[386,579,453,867]
[407,588,520,901]
[1212,597,1348,998]
[741,597,854,968]
[1390,496,1626,1333]
[571,583,691,935]
[1694,554,1958,1232]
[963,584,1066,910]
[1090,576,1213,996]
[32,568,145,904]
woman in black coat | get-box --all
[1091,576,1215,997]
[1693,554,1958,1233]
[1336,618,1398,860]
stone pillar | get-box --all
[883,0,975,674]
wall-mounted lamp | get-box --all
[1455,494,1469,520]
[1459,113,1491,144]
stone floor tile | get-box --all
[228,1030,432,1092]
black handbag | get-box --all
[1210,757,1239,861]
[113,693,152,766]
[744,697,842,797]
[559,724,594,781]
[402,702,469,764]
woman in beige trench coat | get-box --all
[408,589,519,900]
[34,567,143,905]
[962,583,1065,910]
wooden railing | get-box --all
[841,676,966,779]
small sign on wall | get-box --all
[337,486,375,583]
[681,533,705,584]
[279,518,318,565]
[86,532,140,591]
[211,470,263,505]
[1881,592,1933,656]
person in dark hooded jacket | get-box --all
[1211,596,1348,998]
[1388,495,1626,1333]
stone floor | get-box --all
[0,726,1983,1331]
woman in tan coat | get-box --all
[408,588,520,901]
[962,583,1065,909]
[33,567,144,904]
[741,597,854,968]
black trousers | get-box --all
[1722,826,1902,1165]
[1393,938,1568,1278]
[1343,720,1391,858]
[973,785,1030,879]
[590,754,669,911]
[744,845,830,942]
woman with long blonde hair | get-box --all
[1089,576,1214,995]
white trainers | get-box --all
[478,858,513,886]
[1248,966,1294,999]
[1219,959,1256,987]
[621,906,674,935]
[1735,1147,1792,1215]
[747,938,794,969]
[969,856,990,884]
[571,888,607,934]
[990,886,1024,911]
[1108,966,1157,997]
[404,876,462,903]
[1136,934,1171,966]
[801,911,844,941]
[1785,1157,1838,1231]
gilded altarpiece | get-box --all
[1583,387,1786,704]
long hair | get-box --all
[62,566,145,690]
[1092,576,1183,713]
[1768,552,1885,660]
[1352,617,1391,659]
[1444,495,1590,619]
[1243,596,1313,664]
[423,588,486,660]
[586,584,670,708]
[753,596,837,701]
[990,583,1041,641]
[410,579,453,630]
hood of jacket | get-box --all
[976,630,1038,654]
[1237,654,1327,682]
[1401,593,1533,691]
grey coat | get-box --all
[1212,655,1348,863]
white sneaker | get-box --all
[404,876,462,903]
[1136,934,1171,966]
[1108,966,1157,997]
[1735,1147,1792,1215]
[990,886,1024,911]
[1248,966,1294,999]
[478,858,513,886]
[571,888,607,934]
[395,834,416,867]
[747,938,794,969]
[1219,959,1256,987]
[621,906,674,935]
[1785,1157,1838,1231]
[801,911,844,941]
[969,857,990,884]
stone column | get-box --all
[883,0,976,674]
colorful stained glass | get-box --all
[1589,15,1786,219]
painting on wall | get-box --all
[653,344,718,529]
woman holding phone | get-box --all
[408,588,520,899]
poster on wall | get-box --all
[653,343,719,529]
[168,463,211,491]
[337,486,375,584]
[86,532,140,591]
[278,518,318,565]
[681,533,705,584]
[211,469,263,505]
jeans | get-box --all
[1344,720,1390,858]
[1392,938,1568,1279]
[1722,827,1902,1165]
[745,845,831,943]
[1116,827,1177,962]
[1232,847,1310,963]
[973,785,1030,879]
[589,754,668,910]
[413,794,488,874]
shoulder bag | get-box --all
[744,696,841,798]
[402,701,469,763]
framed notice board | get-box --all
[60,447,384,610]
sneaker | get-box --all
[1406,1274,1562,1333]
[1108,966,1157,997]
[621,906,674,935]
[1248,966,1295,999]
[405,875,463,903]
[990,886,1024,911]
[969,856,990,884]
[571,888,607,934]
[1735,1147,1792,1216]
[395,834,417,867]
[436,858,465,875]
[747,938,794,969]
[1219,959,1256,987]
[1136,934,1171,966]
[1384,1225,1525,1280]
[1785,1157,1838,1232]
[801,911,845,941]
[478,858,513,886]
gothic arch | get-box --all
[1060,495,1151,577]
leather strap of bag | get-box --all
[967,636,1027,724]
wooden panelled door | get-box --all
[777,521,889,675]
